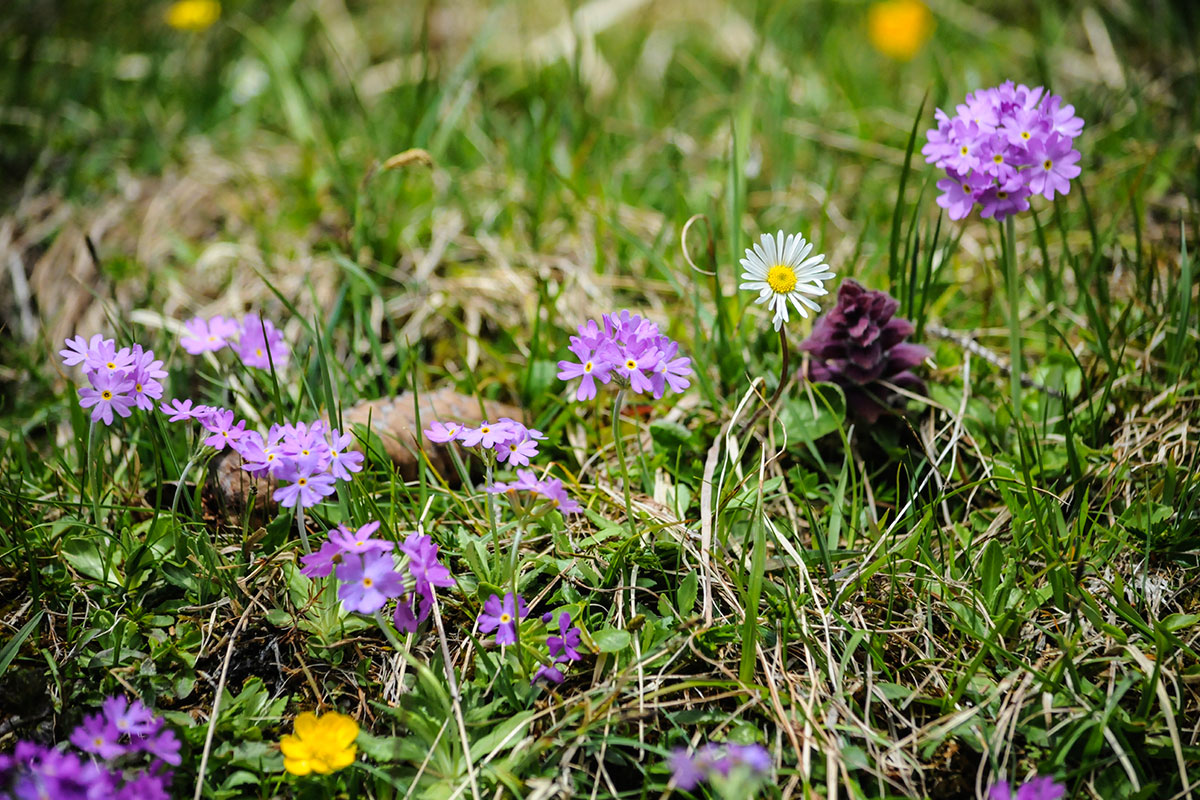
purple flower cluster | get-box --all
[161,403,363,510]
[487,469,582,514]
[531,611,585,685]
[425,418,545,467]
[0,695,179,800]
[668,742,772,791]
[923,81,1084,221]
[556,311,692,401]
[60,336,168,426]
[178,313,289,370]
[300,522,455,634]
[477,592,527,646]
[989,776,1065,800]
[799,280,930,423]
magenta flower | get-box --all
[1023,132,1081,201]
[478,592,527,645]
[130,717,181,766]
[160,398,212,422]
[128,365,164,411]
[237,314,289,369]
[180,315,238,354]
[799,280,930,423]
[201,408,247,451]
[531,663,565,685]
[329,521,393,555]
[555,340,616,401]
[336,551,405,614]
[496,435,539,467]
[60,334,111,369]
[459,420,515,449]
[557,311,692,401]
[69,713,126,759]
[78,370,136,425]
[667,742,771,791]
[299,538,348,578]
[326,429,364,481]
[925,81,1084,221]
[424,420,467,443]
[547,612,583,662]
[989,776,1066,800]
[272,456,336,509]
[401,533,454,597]
[101,695,156,737]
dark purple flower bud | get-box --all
[798,280,931,423]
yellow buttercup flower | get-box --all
[165,0,221,32]
[280,711,359,776]
[867,0,934,61]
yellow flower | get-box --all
[867,0,934,61]
[279,711,359,776]
[165,0,221,32]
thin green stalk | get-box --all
[739,325,791,436]
[86,419,101,528]
[296,506,312,555]
[484,459,501,574]
[1004,214,1023,417]
[373,610,405,652]
[611,390,638,542]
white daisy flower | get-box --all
[739,230,836,330]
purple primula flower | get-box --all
[329,521,393,555]
[69,712,126,759]
[668,749,707,791]
[336,551,405,614]
[558,312,690,400]
[127,365,164,411]
[272,455,336,509]
[726,743,772,773]
[102,695,157,737]
[1,741,117,800]
[496,435,539,467]
[401,533,454,596]
[532,663,565,685]
[1023,132,1081,201]
[424,420,467,443]
[326,429,364,481]
[160,398,212,422]
[201,408,247,451]
[279,421,330,466]
[459,420,514,449]
[299,539,348,578]
[556,340,615,401]
[132,717,182,766]
[237,314,289,370]
[989,776,1066,800]
[799,279,931,423]
[180,315,239,354]
[926,82,1084,221]
[478,592,527,646]
[547,612,583,662]
[78,370,136,426]
[60,334,111,369]
[538,477,582,514]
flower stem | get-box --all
[1004,214,1023,417]
[484,461,501,575]
[740,325,791,435]
[86,419,101,528]
[373,610,405,652]
[611,389,638,542]
[296,506,312,555]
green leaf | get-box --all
[677,571,698,616]
[779,383,846,442]
[0,611,44,674]
[592,627,631,653]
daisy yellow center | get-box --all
[767,264,798,294]
[499,613,512,623]
[101,390,113,400]
[1043,159,1053,170]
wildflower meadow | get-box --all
[2,1,1198,798]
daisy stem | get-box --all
[611,389,638,542]
[1004,214,1023,417]
[740,325,791,435]
[296,506,312,555]
[373,610,405,652]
